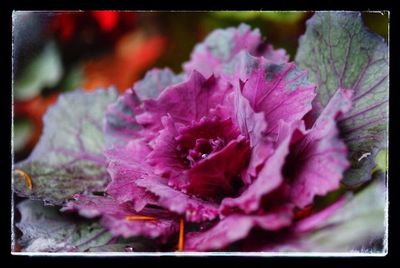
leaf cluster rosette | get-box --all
[13,12,387,253]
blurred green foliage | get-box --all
[373,149,388,173]
[212,11,305,23]
[59,65,83,92]
[14,42,63,100]
[362,11,389,41]
[13,119,34,152]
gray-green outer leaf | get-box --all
[295,11,388,186]
[15,200,113,252]
[13,89,118,205]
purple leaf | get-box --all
[220,120,297,214]
[145,115,186,179]
[223,89,351,213]
[104,69,183,147]
[104,139,158,211]
[136,71,231,131]
[185,205,293,251]
[135,175,219,222]
[63,194,178,241]
[284,89,352,208]
[231,84,273,183]
[186,136,250,200]
[225,52,316,137]
[183,23,288,78]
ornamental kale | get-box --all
[13,12,388,253]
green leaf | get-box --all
[274,179,386,253]
[87,238,157,252]
[14,42,63,100]
[303,180,386,252]
[295,11,388,186]
[15,200,160,252]
[13,118,34,153]
[60,65,84,92]
[87,244,131,252]
[211,11,305,23]
[15,200,113,252]
[373,149,388,173]
[13,89,118,205]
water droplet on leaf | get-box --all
[124,245,134,252]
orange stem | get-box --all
[14,169,32,190]
[125,215,157,221]
[178,218,185,251]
